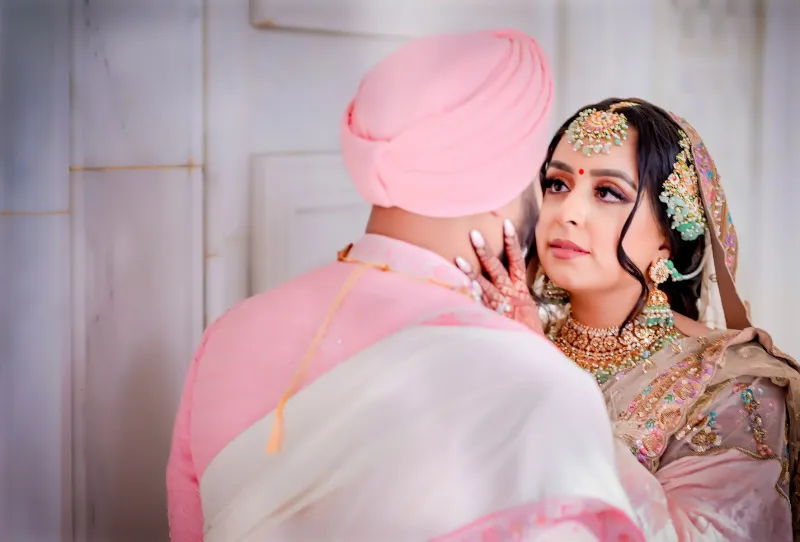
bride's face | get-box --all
[535,128,668,295]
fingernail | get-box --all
[455,256,472,273]
[470,280,483,294]
[469,230,485,248]
[503,218,516,237]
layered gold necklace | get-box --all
[552,313,681,385]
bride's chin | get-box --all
[544,271,575,290]
[540,267,582,292]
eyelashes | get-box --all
[542,177,630,203]
[541,177,566,193]
[596,185,628,203]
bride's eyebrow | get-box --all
[547,160,573,173]
[590,168,637,190]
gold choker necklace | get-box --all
[552,314,681,385]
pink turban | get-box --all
[340,29,553,218]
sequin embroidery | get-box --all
[619,335,733,470]
[734,383,774,457]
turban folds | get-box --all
[340,29,554,218]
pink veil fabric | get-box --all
[433,497,643,541]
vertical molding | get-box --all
[1,0,72,540]
[71,169,201,541]
[203,0,253,324]
[69,0,206,539]
[749,0,766,301]
[200,0,210,332]
[192,164,206,346]
[553,0,570,123]
[64,0,76,535]
[68,3,88,537]
[69,172,89,542]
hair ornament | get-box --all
[659,130,706,241]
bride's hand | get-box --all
[455,219,541,333]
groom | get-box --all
[168,30,640,541]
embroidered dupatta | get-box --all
[605,327,799,540]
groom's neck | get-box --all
[365,206,500,272]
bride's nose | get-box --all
[556,189,589,227]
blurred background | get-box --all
[1,0,798,540]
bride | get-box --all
[461,98,800,541]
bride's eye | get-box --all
[596,185,628,203]
[542,177,568,194]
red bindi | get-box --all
[578,168,585,175]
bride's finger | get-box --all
[485,290,513,316]
[469,230,514,293]
[503,219,528,285]
[455,257,499,305]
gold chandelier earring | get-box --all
[642,258,676,328]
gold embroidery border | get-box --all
[675,379,731,446]
[618,334,736,471]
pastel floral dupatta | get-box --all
[599,114,800,540]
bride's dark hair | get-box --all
[534,98,705,329]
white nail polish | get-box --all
[455,256,472,273]
[503,218,516,236]
[469,281,483,302]
[469,230,485,248]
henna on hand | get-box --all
[469,230,514,294]
[503,219,529,292]
[454,224,542,334]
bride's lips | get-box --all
[549,239,590,259]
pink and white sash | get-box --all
[199,324,642,541]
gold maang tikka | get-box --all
[566,101,639,157]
